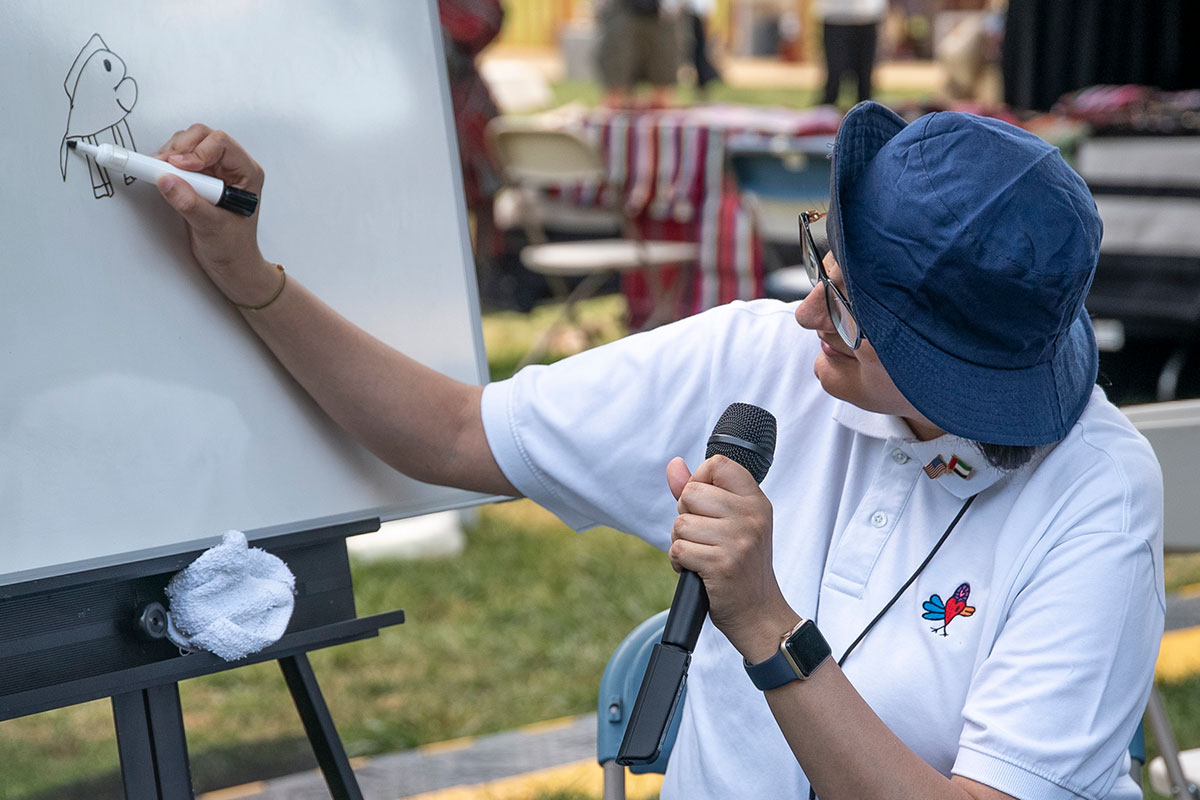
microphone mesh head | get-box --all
[705,403,777,484]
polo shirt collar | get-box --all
[830,400,1006,498]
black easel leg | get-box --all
[112,684,194,800]
[279,653,364,800]
[114,691,159,799]
[146,683,195,799]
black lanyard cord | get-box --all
[807,492,979,800]
[835,493,978,668]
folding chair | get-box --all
[487,118,698,369]
[598,609,682,800]
[478,59,553,114]
[1124,399,1200,798]
[599,602,1151,798]
[726,134,833,302]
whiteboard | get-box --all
[0,1,491,585]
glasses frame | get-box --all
[800,210,864,350]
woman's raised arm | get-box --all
[154,124,517,498]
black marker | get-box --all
[67,140,258,216]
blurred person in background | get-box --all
[681,0,721,99]
[439,0,504,275]
[596,0,681,108]
[817,0,887,107]
[936,9,1004,105]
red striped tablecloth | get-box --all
[549,104,842,326]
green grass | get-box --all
[483,293,630,381]
[1166,554,1200,593]
[0,500,677,799]
[0,296,659,800]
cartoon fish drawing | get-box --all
[922,582,976,637]
[60,33,138,198]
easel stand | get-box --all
[111,648,390,800]
[1,516,402,800]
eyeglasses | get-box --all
[800,210,864,350]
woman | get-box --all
[153,101,1162,799]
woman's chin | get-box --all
[813,353,857,402]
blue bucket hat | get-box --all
[827,102,1102,446]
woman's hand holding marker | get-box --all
[155,124,278,309]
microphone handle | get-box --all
[617,403,776,767]
[661,569,708,650]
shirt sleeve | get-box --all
[953,530,1164,799]
[480,301,807,548]
[480,308,730,547]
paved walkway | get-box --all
[198,715,663,800]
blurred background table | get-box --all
[540,103,841,326]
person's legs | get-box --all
[821,23,854,106]
[645,12,681,107]
[689,12,720,91]
[852,22,879,103]
[598,4,637,106]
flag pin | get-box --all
[947,455,973,478]
[923,454,973,480]
[922,455,948,479]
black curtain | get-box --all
[1003,0,1200,111]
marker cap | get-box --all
[218,185,259,217]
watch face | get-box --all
[782,620,832,678]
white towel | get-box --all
[165,530,296,661]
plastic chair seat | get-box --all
[494,188,623,236]
[599,610,681,800]
[487,120,699,368]
[520,240,698,277]
[599,612,1149,799]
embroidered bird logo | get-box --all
[922,582,975,636]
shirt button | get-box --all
[891,450,909,464]
[871,511,888,527]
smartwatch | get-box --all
[743,618,832,691]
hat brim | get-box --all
[852,285,1098,445]
[827,102,1098,446]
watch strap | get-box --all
[744,648,802,691]
[744,618,831,691]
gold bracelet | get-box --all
[233,264,287,311]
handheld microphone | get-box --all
[616,402,777,766]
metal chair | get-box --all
[487,118,698,369]
[600,599,1151,797]
[598,609,682,800]
[1124,399,1200,798]
[726,134,833,302]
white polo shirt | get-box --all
[481,299,1164,799]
